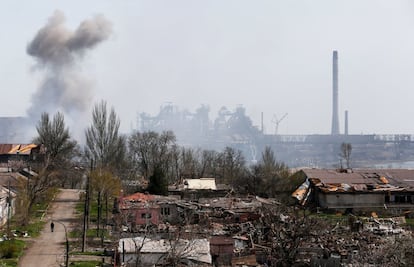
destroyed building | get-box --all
[293,168,414,213]
[118,237,212,267]
[117,192,187,230]
[168,178,230,201]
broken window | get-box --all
[394,195,407,203]
[141,213,152,219]
[161,207,170,216]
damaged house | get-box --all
[118,237,211,267]
[118,192,176,229]
[0,144,41,164]
[117,192,201,230]
[293,169,414,212]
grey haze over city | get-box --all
[1,1,414,137]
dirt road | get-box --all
[18,189,81,267]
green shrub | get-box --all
[0,240,25,259]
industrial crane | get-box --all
[272,113,288,135]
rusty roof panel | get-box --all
[0,144,39,155]
[0,144,13,154]
[301,169,414,193]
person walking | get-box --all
[50,221,55,232]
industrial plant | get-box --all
[137,51,414,168]
[1,51,414,168]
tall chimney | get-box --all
[344,110,348,135]
[331,50,340,135]
[261,112,264,133]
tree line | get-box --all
[18,100,295,225]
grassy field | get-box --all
[0,239,26,267]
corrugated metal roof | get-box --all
[0,144,13,154]
[119,237,211,264]
[302,169,379,184]
[0,144,38,155]
[121,192,155,202]
[301,168,414,192]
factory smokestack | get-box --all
[331,50,340,135]
[26,10,112,122]
[345,110,348,135]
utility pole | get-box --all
[82,160,92,252]
[7,180,11,237]
[97,190,101,237]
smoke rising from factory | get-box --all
[26,10,112,123]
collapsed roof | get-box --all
[293,169,414,205]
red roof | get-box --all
[0,144,39,155]
[121,192,155,202]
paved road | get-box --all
[18,189,81,267]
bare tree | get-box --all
[169,148,219,185]
[33,112,78,169]
[355,234,414,266]
[128,131,176,180]
[85,100,126,172]
[16,112,79,225]
[15,168,60,225]
[217,146,247,186]
[90,169,121,236]
[251,146,290,197]
[199,149,220,178]
[258,205,330,266]
[163,231,204,267]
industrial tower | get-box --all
[331,50,340,135]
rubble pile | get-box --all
[115,191,414,266]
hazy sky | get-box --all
[1,1,414,136]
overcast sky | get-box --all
[1,1,414,136]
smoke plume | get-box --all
[26,10,112,123]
